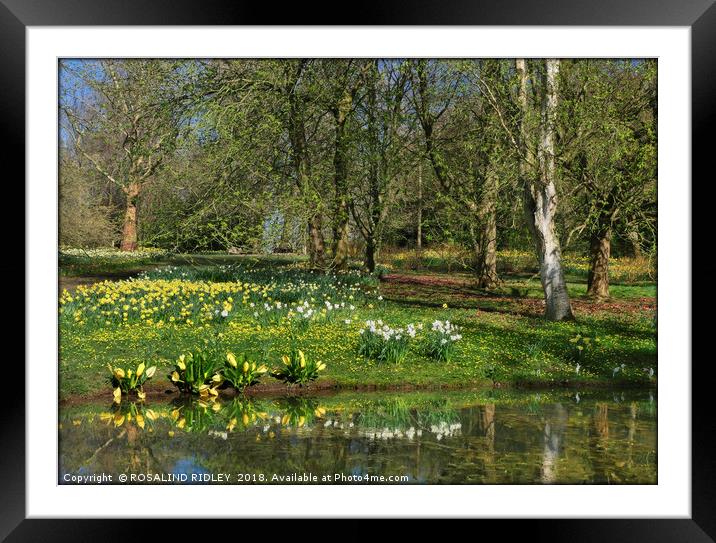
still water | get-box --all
[59,388,656,484]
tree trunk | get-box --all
[120,182,140,252]
[365,239,378,273]
[627,229,642,258]
[286,63,326,269]
[331,92,352,270]
[416,163,423,251]
[517,58,573,321]
[474,169,498,288]
[308,213,326,269]
[587,227,611,298]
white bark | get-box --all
[517,59,574,321]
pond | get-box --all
[59,388,656,485]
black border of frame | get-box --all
[6,0,715,539]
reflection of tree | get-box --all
[540,403,568,484]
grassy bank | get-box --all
[58,253,657,401]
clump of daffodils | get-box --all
[358,320,419,364]
[569,333,600,362]
[424,320,462,362]
[108,362,157,403]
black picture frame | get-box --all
[6,0,713,539]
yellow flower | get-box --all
[242,413,250,425]
[113,368,125,380]
[227,352,237,368]
[171,371,180,382]
[136,362,145,377]
[177,355,186,371]
[112,387,122,403]
[137,390,146,400]
[136,414,145,429]
[145,366,157,378]
[282,355,291,366]
[227,418,237,431]
[317,362,326,371]
[177,418,186,429]
[243,361,249,373]
[299,350,306,368]
[442,303,448,309]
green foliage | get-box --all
[273,349,326,385]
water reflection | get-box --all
[59,389,657,484]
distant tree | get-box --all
[559,59,657,298]
[61,60,184,251]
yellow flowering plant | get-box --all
[223,352,268,391]
[273,349,326,385]
[169,350,223,396]
[108,362,156,401]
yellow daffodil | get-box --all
[136,362,145,377]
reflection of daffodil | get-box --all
[177,418,186,429]
[227,418,237,431]
[114,414,125,427]
[113,387,122,403]
[136,414,145,429]
[137,390,146,400]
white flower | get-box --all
[377,295,383,301]
[221,309,229,318]
[344,319,351,325]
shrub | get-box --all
[273,349,326,385]
[223,352,268,391]
[108,362,156,402]
[168,350,223,396]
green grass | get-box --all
[58,254,657,400]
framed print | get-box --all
[6,0,714,539]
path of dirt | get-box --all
[380,273,656,317]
